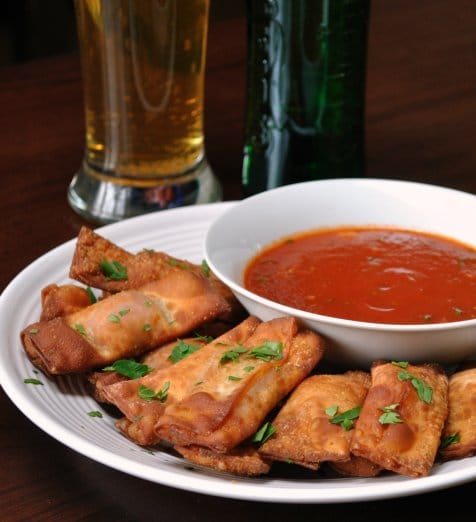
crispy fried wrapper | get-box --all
[155,317,325,453]
[351,361,448,477]
[101,317,261,445]
[88,336,208,403]
[259,371,380,476]
[175,444,271,477]
[69,226,245,323]
[40,284,93,321]
[21,269,230,375]
[440,363,476,460]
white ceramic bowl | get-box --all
[205,178,476,368]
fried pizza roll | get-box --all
[259,371,375,472]
[174,444,271,477]
[89,336,208,403]
[21,269,230,375]
[351,361,448,477]
[328,455,382,478]
[155,317,325,453]
[440,364,476,460]
[40,284,93,321]
[69,226,245,323]
[102,317,261,445]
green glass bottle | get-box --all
[242,0,370,196]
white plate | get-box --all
[0,202,474,503]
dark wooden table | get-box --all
[1,1,475,520]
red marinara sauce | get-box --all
[244,227,476,325]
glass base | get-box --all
[67,159,222,224]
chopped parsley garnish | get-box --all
[391,361,409,368]
[201,259,210,277]
[100,259,128,281]
[108,314,121,323]
[24,378,43,385]
[192,333,214,343]
[440,432,461,449]
[87,410,103,418]
[243,366,255,373]
[138,382,170,403]
[143,324,152,332]
[327,405,362,431]
[86,286,97,304]
[102,359,152,379]
[325,405,339,417]
[252,422,276,444]
[397,370,433,404]
[228,375,242,381]
[74,323,87,336]
[378,403,403,425]
[249,341,283,362]
[29,328,39,335]
[219,346,248,364]
[167,258,190,270]
[169,339,201,363]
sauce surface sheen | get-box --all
[244,227,476,325]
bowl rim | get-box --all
[205,177,476,333]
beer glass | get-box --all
[68,0,221,224]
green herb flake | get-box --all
[29,328,39,335]
[252,422,277,444]
[24,378,43,385]
[87,410,103,418]
[219,346,248,364]
[99,259,128,281]
[138,382,170,403]
[167,258,190,270]
[144,299,153,307]
[74,323,87,336]
[143,324,152,332]
[398,370,433,404]
[249,341,283,362]
[440,432,461,450]
[86,286,97,304]
[102,359,152,379]
[391,361,409,368]
[228,375,242,381]
[328,406,362,431]
[119,309,130,317]
[243,366,255,373]
[378,403,403,425]
[192,333,214,343]
[168,339,201,363]
[325,405,339,417]
[201,259,210,277]
[108,314,121,323]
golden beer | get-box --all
[75,0,209,185]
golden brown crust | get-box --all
[328,456,382,477]
[175,444,271,477]
[259,371,371,470]
[21,270,230,375]
[40,284,92,321]
[155,317,325,453]
[351,361,449,477]
[102,317,262,446]
[440,366,476,460]
[69,226,245,323]
[21,317,104,374]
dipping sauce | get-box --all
[244,227,476,324]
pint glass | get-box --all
[68,0,221,223]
